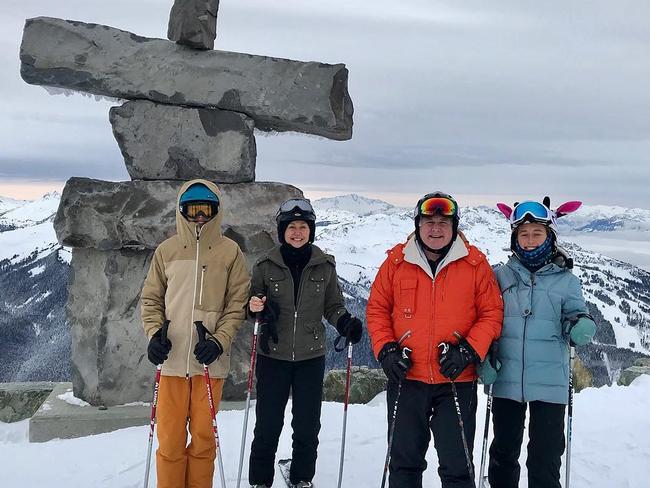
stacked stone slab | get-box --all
[20,6,353,406]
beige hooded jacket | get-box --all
[141,179,250,378]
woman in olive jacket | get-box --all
[247,198,363,488]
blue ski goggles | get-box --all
[511,201,553,226]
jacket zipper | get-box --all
[521,272,535,401]
[186,225,202,378]
[429,278,435,383]
[199,265,206,306]
[290,262,311,362]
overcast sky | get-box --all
[1,0,650,208]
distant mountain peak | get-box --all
[314,193,403,216]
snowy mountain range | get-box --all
[1,192,649,387]
[0,193,70,381]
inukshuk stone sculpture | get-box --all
[19,0,353,406]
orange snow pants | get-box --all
[156,375,225,488]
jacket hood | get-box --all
[397,231,480,280]
[176,179,224,246]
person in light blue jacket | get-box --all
[484,197,596,488]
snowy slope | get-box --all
[0,191,70,382]
[1,376,649,488]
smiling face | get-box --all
[517,223,548,250]
[284,220,311,248]
[418,215,454,251]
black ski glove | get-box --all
[194,337,223,365]
[259,301,280,354]
[147,327,172,366]
[378,342,412,384]
[438,337,480,380]
[336,313,363,344]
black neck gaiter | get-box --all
[280,243,312,302]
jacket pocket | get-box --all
[197,265,227,312]
[399,279,417,318]
[304,321,326,353]
[268,274,288,299]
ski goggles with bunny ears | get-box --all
[510,201,553,226]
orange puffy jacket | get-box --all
[366,234,503,384]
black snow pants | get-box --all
[488,397,566,488]
[387,378,478,488]
[248,354,326,486]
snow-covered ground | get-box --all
[2,376,649,488]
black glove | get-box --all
[148,328,172,366]
[259,301,280,354]
[438,337,480,380]
[194,338,223,365]
[378,342,412,384]
[336,313,363,344]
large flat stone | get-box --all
[29,382,245,442]
[109,101,256,182]
[20,17,353,140]
[54,178,301,251]
[0,382,55,422]
[168,0,219,50]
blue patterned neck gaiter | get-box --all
[514,235,554,272]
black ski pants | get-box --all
[488,398,566,488]
[387,378,478,488]
[249,354,325,486]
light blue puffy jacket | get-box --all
[492,251,588,404]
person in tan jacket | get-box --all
[141,179,250,488]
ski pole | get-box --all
[478,342,498,488]
[380,330,412,488]
[195,321,227,488]
[439,341,476,488]
[236,294,264,488]
[336,339,354,488]
[143,319,170,488]
[566,346,575,488]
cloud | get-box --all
[1,0,650,208]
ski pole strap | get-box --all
[334,334,349,352]
[161,319,170,344]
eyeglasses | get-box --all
[181,201,218,220]
[418,197,457,218]
[511,201,552,226]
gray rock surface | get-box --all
[62,179,301,405]
[323,367,387,404]
[634,357,650,368]
[618,364,650,386]
[0,382,55,422]
[110,101,256,182]
[54,177,301,251]
[168,0,219,50]
[20,17,353,140]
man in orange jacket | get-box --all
[367,191,503,488]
